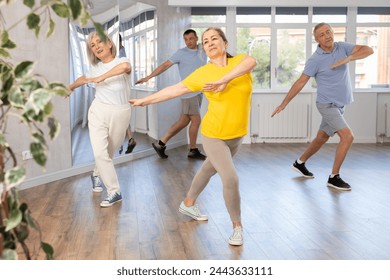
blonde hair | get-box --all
[86,31,117,65]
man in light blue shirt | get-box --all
[136,29,207,160]
[272,23,373,191]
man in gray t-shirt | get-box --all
[272,23,373,191]
[136,29,207,160]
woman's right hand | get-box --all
[129,99,145,107]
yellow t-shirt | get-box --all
[182,54,253,140]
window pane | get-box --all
[313,14,346,23]
[192,15,226,23]
[356,27,390,88]
[313,7,347,23]
[236,7,271,23]
[357,7,390,23]
[237,27,271,89]
[145,30,156,88]
[277,29,306,88]
[276,7,308,23]
[191,7,226,23]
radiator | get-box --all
[386,103,390,137]
[253,103,310,139]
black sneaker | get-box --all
[327,175,351,191]
[188,148,206,160]
[119,145,123,154]
[152,142,168,159]
[291,160,314,178]
[125,138,136,154]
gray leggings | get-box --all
[187,135,243,222]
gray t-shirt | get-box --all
[169,44,207,99]
[303,41,355,107]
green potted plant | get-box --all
[0,0,105,260]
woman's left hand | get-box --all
[203,80,228,92]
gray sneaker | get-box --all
[179,202,208,221]
[90,174,104,193]
[100,192,122,207]
[228,226,243,246]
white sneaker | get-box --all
[228,226,243,246]
[179,202,208,221]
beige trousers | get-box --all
[88,100,131,193]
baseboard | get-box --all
[19,139,188,190]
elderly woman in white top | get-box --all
[69,32,132,207]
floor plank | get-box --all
[18,143,390,260]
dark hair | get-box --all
[183,29,197,37]
[202,27,233,58]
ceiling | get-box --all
[86,0,138,17]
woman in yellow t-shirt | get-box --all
[129,28,256,246]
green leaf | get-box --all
[93,22,106,42]
[32,130,46,145]
[23,0,35,8]
[1,30,9,44]
[48,117,60,139]
[69,0,81,20]
[51,2,70,18]
[1,31,16,49]
[24,88,51,114]
[46,18,55,38]
[16,224,29,242]
[14,61,35,78]
[8,86,25,108]
[1,249,18,260]
[0,61,12,79]
[2,77,14,95]
[26,13,40,30]
[21,78,42,92]
[5,207,23,231]
[79,6,90,26]
[4,167,26,189]
[49,83,69,96]
[19,202,28,213]
[34,25,41,38]
[30,142,47,166]
[24,211,39,230]
[2,38,16,49]
[41,242,54,260]
[0,48,11,58]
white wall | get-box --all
[2,1,72,185]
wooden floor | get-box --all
[19,143,390,260]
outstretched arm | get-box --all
[331,45,374,69]
[89,62,131,83]
[68,62,131,93]
[129,82,192,106]
[271,73,310,117]
[203,55,257,92]
[135,60,174,84]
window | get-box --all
[275,7,308,23]
[120,10,157,88]
[236,7,271,24]
[313,7,347,23]
[191,6,390,92]
[191,7,226,24]
[237,27,271,89]
[356,7,390,89]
